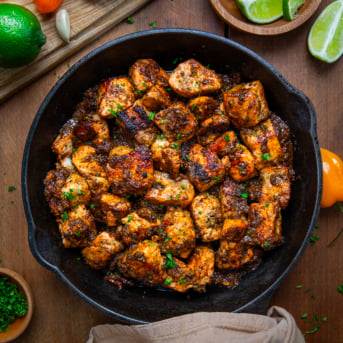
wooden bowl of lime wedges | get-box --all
[0,268,34,343]
[209,0,322,35]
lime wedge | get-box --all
[283,0,305,21]
[236,0,283,24]
[308,0,343,63]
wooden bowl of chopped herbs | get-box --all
[0,268,33,343]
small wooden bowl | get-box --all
[209,0,322,35]
[0,268,34,343]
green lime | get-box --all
[283,0,305,21]
[0,3,46,68]
[236,0,283,24]
[308,0,343,63]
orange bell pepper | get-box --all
[34,0,63,14]
[321,148,343,208]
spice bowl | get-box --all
[0,268,34,343]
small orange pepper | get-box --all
[34,0,63,14]
[320,148,343,208]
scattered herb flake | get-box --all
[301,313,308,319]
[338,284,343,294]
[296,285,303,289]
[7,186,16,192]
[149,21,157,29]
[304,325,320,336]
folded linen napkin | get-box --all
[87,306,304,343]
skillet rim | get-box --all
[21,28,322,324]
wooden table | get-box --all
[0,1,342,342]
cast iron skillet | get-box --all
[22,29,322,324]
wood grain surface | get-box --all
[0,0,342,342]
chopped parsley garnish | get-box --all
[300,313,308,319]
[62,188,77,200]
[164,236,171,242]
[239,192,248,198]
[176,133,181,140]
[186,155,191,162]
[108,109,117,118]
[173,58,179,65]
[181,185,186,190]
[261,153,272,161]
[149,21,157,29]
[310,235,320,246]
[295,285,303,289]
[165,253,177,269]
[126,17,134,24]
[0,277,28,332]
[164,278,172,285]
[224,135,230,142]
[303,325,320,336]
[338,284,343,294]
[148,111,156,120]
[127,215,133,223]
[7,186,16,192]
[61,211,68,222]
[74,231,81,236]
[170,143,178,149]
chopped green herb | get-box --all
[16,249,20,254]
[113,135,117,140]
[0,277,28,332]
[322,317,328,322]
[165,253,177,268]
[261,153,272,161]
[170,143,178,149]
[301,313,308,319]
[296,285,303,289]
[338,284,343,294]
[148,242,154,246]
[304,325,320,336]
[179,279,185,284]
[264,242,270,247]
[149,21,157,29]
[164,236,171,242]
[198,211,203,214]
[176,133,181,140]
[186,155,191,162]
[181,185,186,190]
[224,135,230,142]
[161,119,166,123]
[239,192,248,198]
[164,278,172,285]
[7,186,16,192]
[311,295,316,300]
[74,231,81,236]
[201,44,205,48]
[90,204,95,209]
[310,235,320,246]
[212,176,220,181]
[191,103,197,111]
[62,188,77,200]
[126,17,134,24]
[168,195,172,200]
[108,109,117,118]
[61,211,68,222]
[127,215,133,223]
[148,111,156,120]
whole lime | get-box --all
[0,3,46,68]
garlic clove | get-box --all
[56,9,70,43]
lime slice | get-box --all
[236,0,283,24]
[308,0,343,63]
[283,0,305,21]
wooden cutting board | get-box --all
[0,0,152,104]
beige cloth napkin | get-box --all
[87,306,304,343]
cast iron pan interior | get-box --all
[22,29,322,324]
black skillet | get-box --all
[22,29,322,324]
